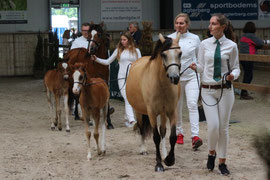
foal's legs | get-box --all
[100,104,108,154]
[92,108,101,155]
[164,112,177,167]
[55,94,62,131]
[82,108,92,160]
[63,93,70,132]
[46,88,56,130]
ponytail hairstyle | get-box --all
[212,13,236,42]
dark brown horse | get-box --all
[44,61,72,132]
[126,33,182,171]
[65,22,114,129]
[71,63,110,160]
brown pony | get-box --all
[126,33,182,172]
[64,22,113,129]
[44,61,72,132]
[72,63,110,160]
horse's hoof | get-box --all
[155,164,164,172]
[107,124,114,129]
[51,127,55,131]
[66,129,70,133]
[58,127,62,131]
[74,116,81,120]
[164,155,175,166]
[109,107,115,115]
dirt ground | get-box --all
[0,70,270,180]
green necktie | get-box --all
[213,40,221,81]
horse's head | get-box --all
[57,61,71,80]
[157,33,182,84]
[71,63,87,95]
[88,22,108,55]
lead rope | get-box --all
[195,69,227,106]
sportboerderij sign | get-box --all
[181,0,258,21]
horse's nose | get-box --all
[170,76,180,85]
[72,87,80,95]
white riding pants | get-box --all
[202,87,234,159]
[118,74,136,123]
[177,78,200,137]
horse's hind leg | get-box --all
[46,88,56,130]
[164,113,177,167]
[63,93,70,132]
[55,95,62,131]
[100,104,108,155]
[92,108,101,155]
[136,113,148,155]
[106,103,114,129]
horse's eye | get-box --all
[79,75,83,81]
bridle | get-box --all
[162,46,181,72]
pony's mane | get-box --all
[150,37,172,60]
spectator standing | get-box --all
[239,22,264,100]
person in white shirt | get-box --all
[70,23,90,50]
[92,31,142,127]
[168,13,203,150]
[190,14,240,176]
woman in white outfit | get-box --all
[93,31,141,127]
[190,14,240,175]
[168,13,203,150]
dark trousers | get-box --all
[240,61,254,95]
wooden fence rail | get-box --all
[234,47,270,94]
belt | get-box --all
[201,84,230,89]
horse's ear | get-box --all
[159,33,166,43]
[90,21,94,25]
[176,32,181,42]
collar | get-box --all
[212,35,226,45]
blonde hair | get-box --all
[174,13,191,27]
[117,31,138,60]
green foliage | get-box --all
[51,8,78,18]
[0,0,27,11]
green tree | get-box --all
[51,8,77,18]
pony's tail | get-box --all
[134,114,152,139]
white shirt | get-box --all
[196,35,240,85]
[70,36,89,49]
[96,48,141,77]
[168,31,200,81]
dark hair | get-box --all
[212,13,236,42]
[150,36,172,60]
[81,22,90,28]
[243,21,256,33]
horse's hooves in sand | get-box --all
[155,163,164,172]
[66,129,70,133]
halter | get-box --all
[162,46,181,72]
[73,70,87,86]
[88,39,100,55]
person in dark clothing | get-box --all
[239,22,264,100]
[128,21,142,46]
